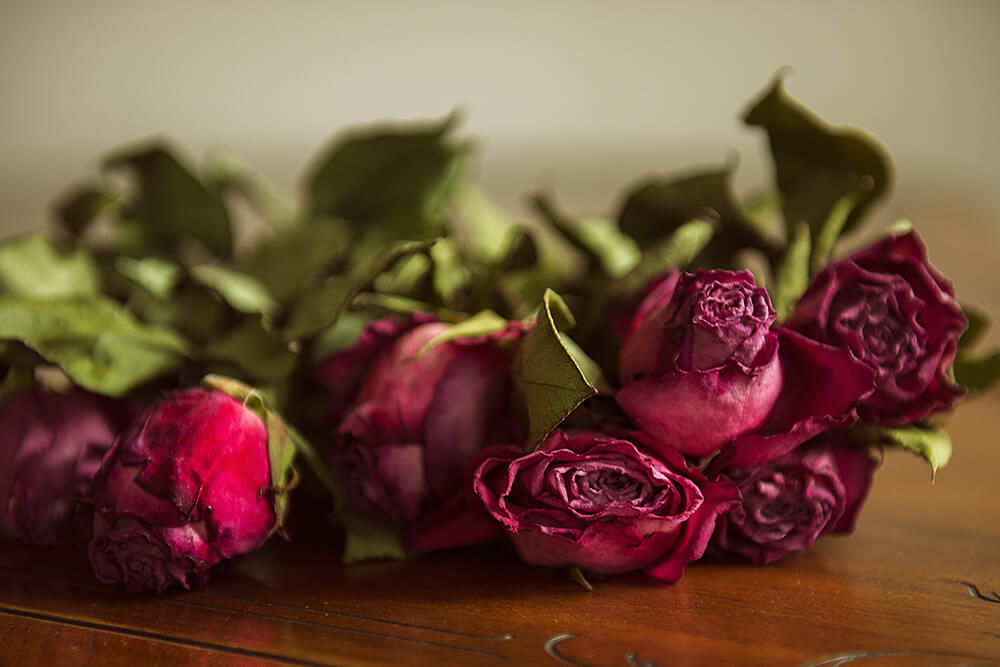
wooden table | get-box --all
[2,221,999,666]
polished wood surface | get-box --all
[3,220,999,666]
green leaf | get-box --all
[450,182,519,264]
[514,290,597,450]
[856,424,952,480]
[116,256,182,299]
[243,223,349,302]
[280,239,436,340]
[429,237,471,306]
[53,184,120,238]
[202,374,343,532]
[202,317,298,383]
[0,296,188,397]
[0,234,100,298]
[306,114,467,237]
[105,143,233,257]
[617,166,767,253]
[744,76,891,238]
[341,510,407,565]
[531,193,640,279]
[419,310,509,355]
[810,193,858,274]
[558,333,613,394]
[127,285,231,346]
[959,303,990,352]
[191,264,279,317]
[372,253,432,296]
[953,352,1000,394]
[566,566,593,592]
[497,227,540,272]
[206,151,298,229]
[614,218,715,298]
[773,221,811,321]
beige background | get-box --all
[2,1,997,260]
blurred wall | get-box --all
[2,0,998,239]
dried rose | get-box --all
[88,388,282,593]
[1,388,122,548]
[318,316,523,524]
[708,431,877,564]
[474,430,739,581]
[786,231,966,424]
[617,270,875,466]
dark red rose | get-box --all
[474,430,740,581]
[786,231,966,424]
[617,271,875,466]
[708,430,877,564]
[88,389,277,593]
[0,388,121,547]
[318,316,524,524]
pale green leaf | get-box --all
[419,310,509,355]
[450,181,519,264]
[0,296,188,397]
[191,264,279,316]
[341,510,407,564]
[773,221,811,322]
[429,237,471,306]
[116,256,182,299]
[859,424,952,480]
[0,234,99,298]
[811,193,858,274]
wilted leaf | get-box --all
[615,218,715,298]
[116,256,182,299]
[531,193,640,278]
[773,221,811,321]
[202,316,297,383]
[53,184,120,238]
[954,352,1000,395]
[243,223,349,302]
[856,424,952,480]
[105,143,233,256]
[429,237,471,306]
[450,182,519,264]
[306,115,467,238]
[0,296,188,397]
[959,304,989,352]
[744,77,891,238]
[0,234,100,298]
[341,510,407,564]
[206,151,298,229]
[515,290,597,449]
[191,264,279,316]
[420,310,509,354]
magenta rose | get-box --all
[88,388,277,593]
[786,231,966,424]
[318,316,524,524]
[474,430,740,582]
[708,431,877,564]
[0,388,121,548]
[617,270,875,465]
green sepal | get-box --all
[202,374,344,535]
[0,296,188,397]
[0,234,100,298]
[515,290,598,450]
[280,238,437,340]
[744,76,891,239]
[340,509,408,565]
[104,143,233,257]
[853,423,952,481]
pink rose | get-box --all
[617,270,875,466]
[786,231,966,424]
[318,316,523,524]
[708,431,877,564]
[1,388,122,548]
[88,389,276,592]
[474,430,740,582]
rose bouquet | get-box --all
[1,77,998,591]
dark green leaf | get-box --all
[105,143,233,256]
[959,303,990,352]
[128,284,232,345]
[744,77,891,238]
[531,193,639,278]
[498,228,540,272]
[0,296,188,397]
[306,115,467,237]
[202,317,298,383]
[954,352,1000,394]
[0,234,99,298]
[773,221,811,321]
[515,290,597,449]
[243,223,349,302]
[190,264,279,317]
[280,239,436,340]
[206,151,298,229]
[53,184,119,238]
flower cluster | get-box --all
[1,77,995,591]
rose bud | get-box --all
[1,388,121,548]
[786,230,966,424]
[708,431,877,564]
[317,316,524,526]
[617,270,782,456]
[88,388,287,593]
[474,430,740,582]
[618,270,877,467]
